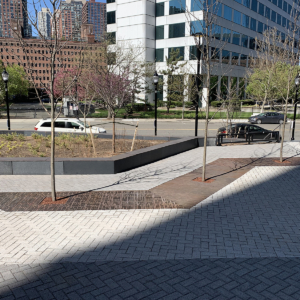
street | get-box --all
[0,118,298,140]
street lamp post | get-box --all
[153,71,159,136]
[2,70,10,130]
[291,73,300,140]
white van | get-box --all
[34,118,106,133]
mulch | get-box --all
[1,157,300,212]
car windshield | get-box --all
[77,120,89,128]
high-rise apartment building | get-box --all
[38,8,51,39]
[60,0,86,40]
[107,0,299,104]
[82,0,106,41]
[0,0,31,38]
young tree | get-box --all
[160,48,188,114]
[185,0,228,181]
[246,29,281,113]
[82,38,149,153]
[53,67,96,131]
[6,1,87,201]
[0,63,30,104]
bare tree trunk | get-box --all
[202,93,209,182]
[84,114,87,134]
[108,107,112,119]
[279,103,288,162]
[202,74,210,182]
[50,95,56,201]
[182,101,185,120]
[112,114,116,153]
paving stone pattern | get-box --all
[0,191,180,211]
[1,259,300,300]
[1,143,300,299]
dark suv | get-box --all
[248,112,285,124]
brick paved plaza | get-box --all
[1,143,300,299]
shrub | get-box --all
[210,101,222,107]
[240,99,255,106]
[157,100,165,107]
[185,101,194,108]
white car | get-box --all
[34,118,106,133]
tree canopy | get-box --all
[0,62,30,104]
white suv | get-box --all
[34,118,106,133]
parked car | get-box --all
[34,118,106,133]
[248,112,285,124]
[217,123,277,139]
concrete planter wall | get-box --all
[0,131,216,175]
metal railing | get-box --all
[216,131,280,146]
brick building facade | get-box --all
[82,0,106,41]
[0,21,100,88]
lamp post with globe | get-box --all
[2,70,10,130]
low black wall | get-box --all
[0,132,216,175]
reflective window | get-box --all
[250,18,256,31]
[258,3,264,16]
[242,14,249,28]
[257,22,264,34]
[243,0,250,8]
[107,11,116,24]
[232,52,239,65]
[288,4,292,14]
[249,37,255,50]
[265,7,270,19]
[189,45,197,60]
[281,32,286,43]
[283,1,287,12]
[233,10,241,25]
[222,28,231,43]
[272,0,277,5]
[222,50,230,64]
[278,0,282,9]
[190,20,205,35]
[191,0,203,11]
[169,0,185,14]
[224,5,232,21]
[277,14,281,25]
[169,23,185,38]
[232,32,240,45]
[156,49,164,62]
[215,2,222,16]
[271,11,276,22]
[168,47,184,60]
[240,54,247,67]
[212,24,221,40]
[156,3,164,17]
[282,17,286,27]
[235,0,242,3]
[241,34,248,47]
[156,26,164,40]
[251,0,257,12]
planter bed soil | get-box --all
[0,134,166,158]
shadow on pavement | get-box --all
[1,146,300,299]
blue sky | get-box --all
[27,0,106,37]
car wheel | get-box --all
[279,119,284,124]
[256,119,262,124]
